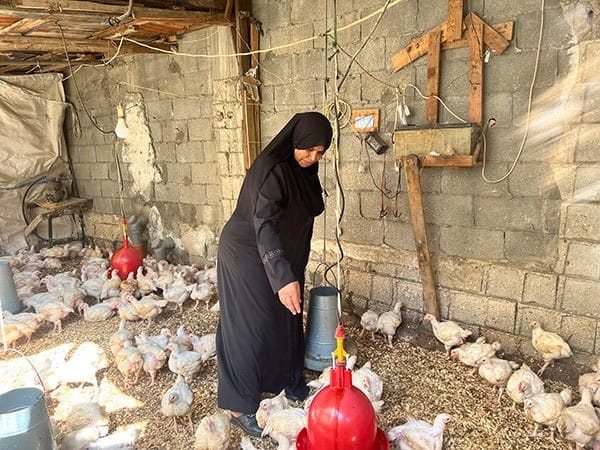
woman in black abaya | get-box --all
[216,112,333,437]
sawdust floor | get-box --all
[0,298,579,450]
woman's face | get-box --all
[294,145,326,168]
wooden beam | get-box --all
[446,0,463,41]
[468,18,483,124]
[442,20,513,50]
[465,12,510,54]
[403,154,440,318]
[0,34,170,54]
[391,23,446,72]
[425,29,441,124]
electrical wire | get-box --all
[481,0,545,183]
[57,24,114,135]
[337,0,392,91]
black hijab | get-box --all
[245,112,333,217]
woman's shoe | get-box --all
[230,413,263,437]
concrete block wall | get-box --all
[254,0,600,359]
[65,28,236,264]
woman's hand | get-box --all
[278,281,301,315]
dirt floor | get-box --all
[0,257,587,449]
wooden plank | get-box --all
[425,29,441,124]
[249,18,259,71]
[391,23,446,72]
[234,0,252,77]
[468,18,483,124]
[446,0,463,41]
[0,18,48,35]
[442,20,513,50]
[0,35,170,54]
[403,154,440,318]
[418,154,475,167]
[24,214,43,237]
[465,12,510,54]
[224,0,233,20]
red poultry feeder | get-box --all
[110,218,143,280]
[296,326,389,450]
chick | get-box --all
[376,301,403,348]
[161,375,194,432]
[194,412,231,450]
[424,314,472,357]
[360,310,378,341]
[530,321,572,376]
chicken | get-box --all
[261,408,307,450]
[161,375,194,432]
[59,287,87,312]
[578,360,600,407]
[505,363,544,409]
[523,387,572,442]
[167,342,202,383]
[0,321,24,349]
[2,312,45,343]
[135,266,157,296]
[124,293,168,325]
[256,389,289,428]
[81,272,106,301]
[557,387,600,449]
[352,361,384,408]
[109,319,134,357]
[450,337,502,375]
[33,299,73,334]
[530,321,572,376]
[387,413,452,450]
[113,298,141,322]
[136,337,167,386]
[424,314,472,357]
[99,269,122,300]
[114,341,143,386]
[477,357,519,404]
[360,309,379,341]
[190,282,215,310]
[376,301,403,348]
[65,402,109,435]
[188,333,217,362]
[119,272,138,296]
[79,302,115,322]
[194,412,231,450]
[48,342,108,392]
[135,328,171,350]
[169,324,193,350]
[163,281,194,314]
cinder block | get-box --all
[195,205,219,226]
[565,241,600,279]
[382,220,415,251]
[474,197,543,230]
[506,163,561,198]
[345,269,372,299]
[433,256,485,293]
[371,274,394,306]
[441,164,509,197]
[344,217,384,246]
[93,197,113,214]
[484,0,547,25]
[164,163,192,185]
[79,180,101,198]
[290,0,325,24]
[100,180,118,198]
[260,54,292,86]
[72,163,91,181]
[179,184,206,205]
[78,146,96,163]
[562,277,600,318]
[191,162,218,185]
[145,99,173,121]
[574,166,600,202]
[523,272,557,309]
[393,280,424,313]
[575,124,600,162]
[270,23,314,55]
[561,314,596,353]
[485,266,525,301]
[485,50,557,92]
[423,194,473,227]
[173,98,202,120]
[176,142,204,163]
[253,0,290,29]
[515,304,562,336]
[440,226,505,260]
[483,92,513,128]
[162,120,189,144]
[91,163,109,180]
[565,203,600,241]
[205,184,221,207]
[504,230,558,264]
[154,182,179,202]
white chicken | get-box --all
[163,281,194,314]
[423,314,472,357]
[188,333,217,362]
[578,358,600,407]
[79,302,115,322]
[167,342,202,383]
[376,301,403,348]
[194,412,231,450]
[387,413,452,450]
[261,407,307,450]
[190,282,215,310]
[109,319,134,358]
[256,389,289,428]
[135,266,157,296]
[557,387,600,449]
[33,299,73,334]
[476,357,519,404]
[124,293,168,325]
[450,336,501,375]
[114,341,143,386]
[99,269,122,300]
[523,387,572,442]
[505,363,544,409]
[161,375,194,432]
[360,309,379,341]
[530,321,572,376]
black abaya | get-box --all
[216,112,332,414]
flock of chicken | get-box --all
[359,302,600,450]
[2,242,600,449]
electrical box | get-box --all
[393,123,480,160]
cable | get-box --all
[57,24,113,135]
[481,0,545,183]
[337,0,392,91]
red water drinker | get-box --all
[110,218,143,280]
[296,326,389,450]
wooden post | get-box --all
[425,29,441,124]
[403,155,440,318]
[447,0,464,41]
[467,17,483,124]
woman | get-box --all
[216,112,333,437]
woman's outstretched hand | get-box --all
[278,281,301,315]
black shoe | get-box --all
[285,384,309,402]
[231,413,263,437]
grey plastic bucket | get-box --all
[0,261,21,314]
[0,387,56,449]
[304,286,357,371]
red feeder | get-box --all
[110,218,143,280]
[296,326,389,450]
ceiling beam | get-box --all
[0,34,171,54]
